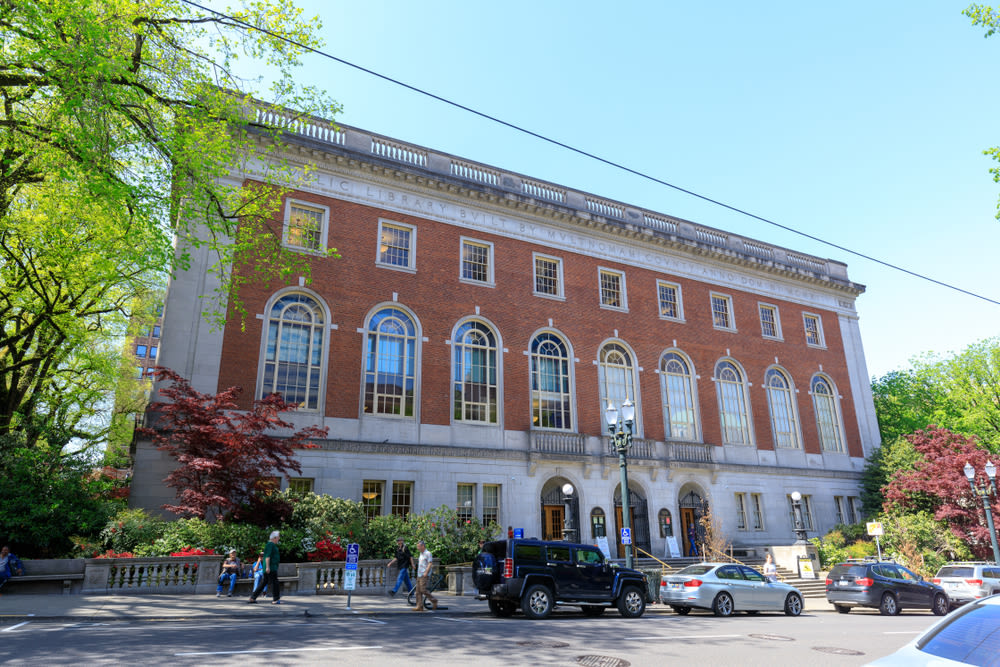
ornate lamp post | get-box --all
[562,483,576,543]
[963,461,1000,566]
[790,491,808,544]
[606,398,635,569]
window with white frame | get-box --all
[284,201,327,252]
[834,495,846,525]
[766,367,800,449]
[288,478,314,493]
[363,307,417,417]
[787,494,815,531]
[457,483,475,523]
[735,493,748,530]
[483,484,500,526]
[803,313,825,347]
[599,268,626,310]
[657,280,683,320]
[453,320,499,423]
[363,480,384,521]
[377,220,416,270]
[812,374,846,453]
[599,342,637,431]
[531,332,572,430]
[711,293,735,330]
[259,292,326,411]
[751,493,765,531]
[848,497,861,524]
[533,254,563,298]
[391,481,413,518]
[660,351,698,441]
[460,238,494,285]
[759,303,782,339]
[591,508,606,538]
[715,359,752,445]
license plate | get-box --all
[670,583,683,590]
[838,580,848,586]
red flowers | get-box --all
[169,547,216,557]
[306,537,346,562]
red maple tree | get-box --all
[142,368,327,518]
[882,426,1000,559]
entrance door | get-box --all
[614,506,636,558]
[543,505,565,541]
[680,507,697,557]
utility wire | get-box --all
[181,0,1000,307]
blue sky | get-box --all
[229,0,1000,378]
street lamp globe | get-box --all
[562,483,574,496]
[986,461,997,481]
[965,462,976,481]
[621,398,635,423]
[791,491,801,502]
[605,402,619,427]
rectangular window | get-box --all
[457,483,475,523]
[657,280,683,320]
[599,268,626,310]
[803,313,825,347]
[787,494,815,531]
[149,346,157,360]
[482,484,500,526]
[751,493,765,531]
[144,367,155,377]
[288,478,314,493]
[711,293,735,330]
[759,303,781,339]
[377,220,416,271]
[136,366,144,379]
[136,344,147,358]
[848,497,861,524]
[533,254,563,298]
[735,493,747,531]
[460,238,494,285]
[391,481,413,518]
[152,325,161,338]
[362,480,384,521]
[284,201,327,252]
[834,496,846,525]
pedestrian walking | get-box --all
[413,539,437,611]
[248,531,281,604]
[763,552,778,582]
[217,549,241,597]
[386,537,414,597]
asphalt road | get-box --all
[1,606,941,666]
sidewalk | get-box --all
[0,592,833,624]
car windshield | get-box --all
[676,565,714,576]
[830,565,868,577]
[918,604,1000,664]
[936,566,974,578]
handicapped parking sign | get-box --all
[621,527,632,545]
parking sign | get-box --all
[621,527,632,545]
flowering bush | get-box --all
[94,549,134,559]
[169,546,216,557]
[306,536,346,561]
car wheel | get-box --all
[521,584,554,620]
[672,606,691,615]
[879,593,900,616]
[932,593,949,616]
[488,599,516,617]
[581,605,606,617]
[834,604,850,614]
[712,592,735,617]
[617,586,646,618]
[784,593,803,617]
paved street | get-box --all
[0,593,942,666]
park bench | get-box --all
[1,573,85,595]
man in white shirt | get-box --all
[414,540,438,611]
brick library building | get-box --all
[130,108,880,560]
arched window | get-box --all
[715,360,752,445]
[658,508,673,538]
[765,367,800,448]
[599,342,638,432]
[531,332,572,429]
[591,507,606,538]
[453,320,499,423]
[661,351,698,440]
[364,307,417,417]
[812,374,846,453]
[260,292,325,411]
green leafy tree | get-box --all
[860,435,920,518]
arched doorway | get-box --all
[678,489,708,558]
[613,485,650,558]
[540,479,578,541]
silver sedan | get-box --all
[660,562,804,617]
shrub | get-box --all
[100,508,165,553]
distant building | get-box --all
[132,305,162,380]
[131,108,879,557]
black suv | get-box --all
[825,560,949,616]
[473,538,649,620]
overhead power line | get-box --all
[181,0,1000,307]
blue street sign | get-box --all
[621,527,632,545]
[346,542,360,566]
[513,528,524,539]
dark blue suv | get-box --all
[473,538,649,620]
[826,560,949,616]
